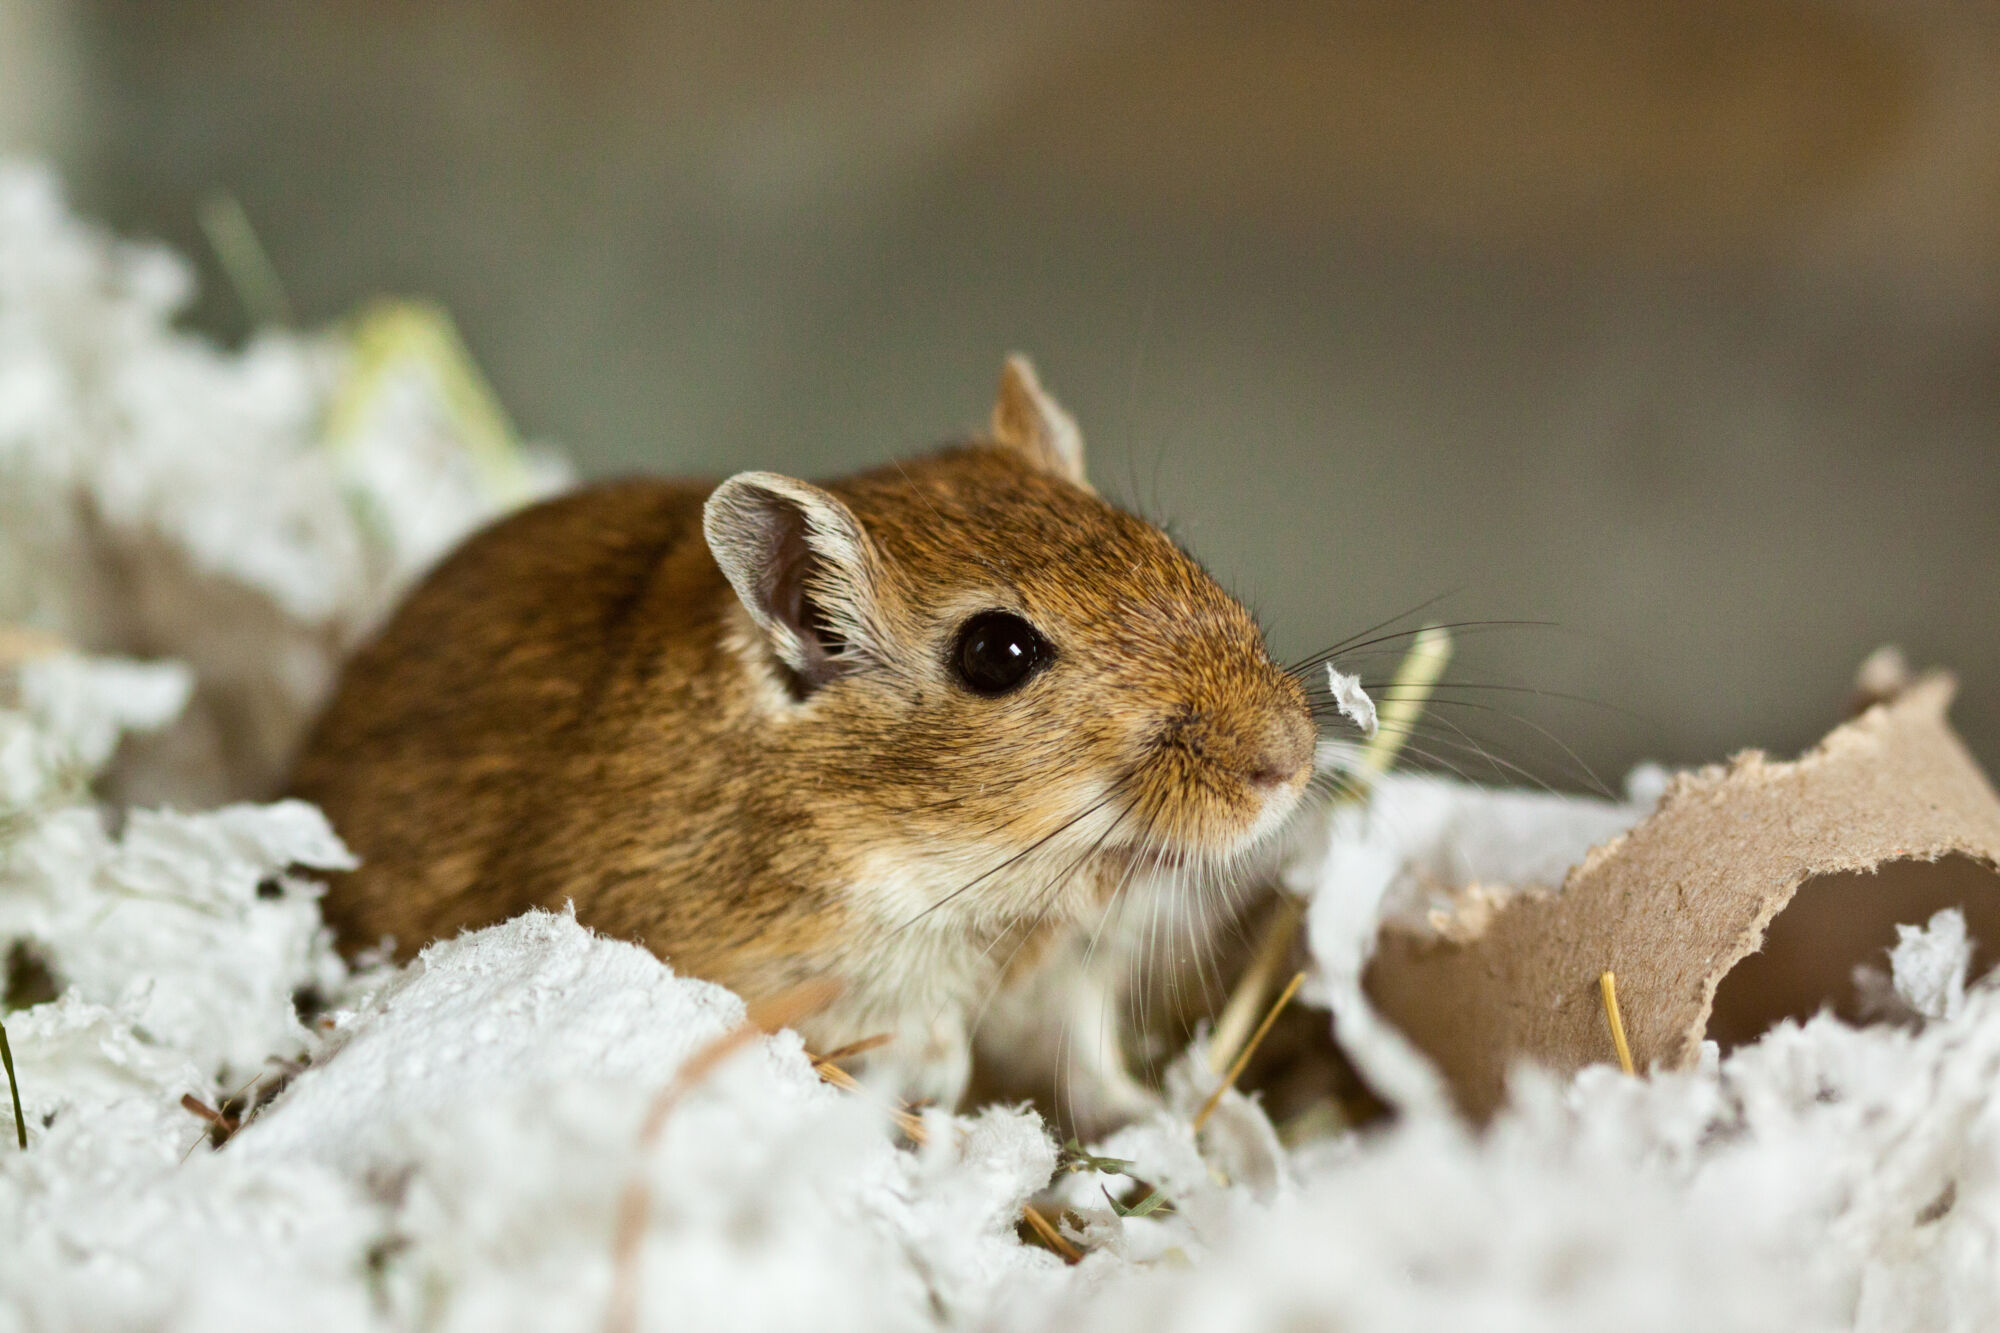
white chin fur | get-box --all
[1236,777,1310,855]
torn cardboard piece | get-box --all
[1364,672,2000,1120]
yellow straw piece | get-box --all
[1599,970,1636,1075]
[198,193,294,328]
[1354,624,1455,781]
[1021,1204,1083,1263]
[1207,895,1304,1075]
[1195,970,1306,1134]
[1204,626,1455,1076]
[325,299,540,506]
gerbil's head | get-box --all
[703,356,1316,927]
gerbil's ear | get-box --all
[704,472,889,693]
[990,354,1087,488]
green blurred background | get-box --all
[4,0,1995,787]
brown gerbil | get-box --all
[291,357,1315,1111]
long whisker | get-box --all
[1280,588,1460,674]
[1314,697,1612,797]
[962,804,1134,1050]
[895,786,1126,932]
[1310,716,1496,787]
[1350,680,1644,722]
[1331,732,1482,788]
[995,807,1135,973]
[1178,865,1222,1033]
[1409,701,1611,798]
[1287,620,1556,679]
[1387,697,1613,796]
[1320,717,1570,796]
[1055,838,1149,1127]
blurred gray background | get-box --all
[4,0,1996,787]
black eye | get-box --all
[953,610,1051,696]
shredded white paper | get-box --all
[1888,908,1971,1023]
[1325,664,1378,737]
[5,163,2000,1333]
[0,159,569,802]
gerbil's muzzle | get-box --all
[1147,674,1316,849]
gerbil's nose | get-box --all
[1244,703,1315,791]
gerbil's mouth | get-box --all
[1102,756,1310,878]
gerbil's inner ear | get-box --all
[991,353,1087,488]
[703,472,888,694]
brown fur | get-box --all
[290,358,1313,1105]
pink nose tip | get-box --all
[1240,756,1288,788]
[1245,709,1315,790]
[1245,761,1298,790]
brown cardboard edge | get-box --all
[1362,674,2000,1120]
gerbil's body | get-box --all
[292,359,1314,1110]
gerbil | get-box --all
[291,357,1316,1112]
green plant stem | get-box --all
[0,1018,25,1149]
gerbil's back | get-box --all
[291,479,712,953]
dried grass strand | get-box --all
[0,1019,23,1150]
[1599,970,1636,1075]
[812,1032,893,1067]
[1207,895,1304,1075]
[1020,1204,1082,1263]
[810,1049,929,1143]
[1194,970,1306,1134]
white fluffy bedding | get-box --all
[5,162,2000,1332]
